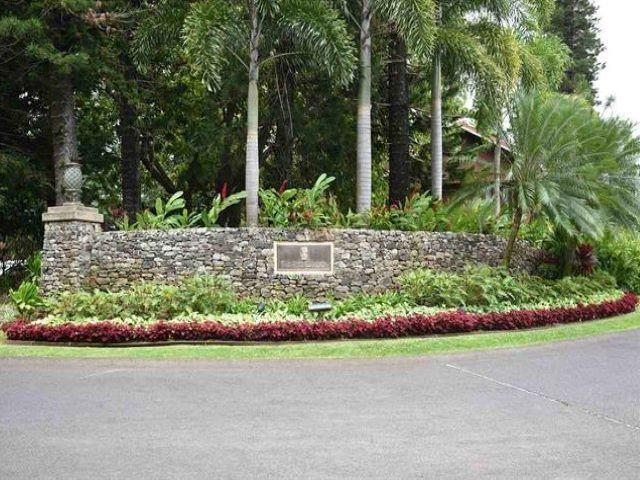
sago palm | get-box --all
[501,91,640,267]
[475,30,570,217]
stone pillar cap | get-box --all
[42,205,104,223]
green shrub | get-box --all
[199,191,247,227]
[48,275,236,321]
[32,267,622,325]
[596,231,640,293]
[25,251,42,284]
[9,281,45,317]
[0,301,17,324]
[117,191,194,230]
[326,291,412,319]
[446,199,509,235]
[368,193,444,231]
[259,174,337,228]
[399,269,469,307]
[283,294,310,316]
[399,265,619,309]
[116,190,246,231]
[257,294,311,317]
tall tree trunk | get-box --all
[245,5,261,226]
[50,72,78,205]
[273,43,295,189]
[387,30,410,206]
[430,7,443,201]
[503,206,523,268]
[118,53,142,217]
[559,233,578,277]
[430,50,443,200]
[140,134,177,195]
[119,97,141,217]
[493,140,502,218]
[356,0,373,213]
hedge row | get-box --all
[3,293,637,344]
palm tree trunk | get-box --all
[493,140,502,218]
[430,6,443,201]
[119,97,141,217]
[560,235,577,277]
[273,38,295,189]
[356,0,373,213]
[50,72,78,205]
[503,206,523,267]
[245,4,261,226]
[388,29,410,206]
[430,50,443,200]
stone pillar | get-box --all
[41,205,104,296]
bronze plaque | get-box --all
[274,242,334,274]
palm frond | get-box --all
[506,91,640,241]
[376,0,436,56]
[278,0,357,85]
[132,0,188,72]
[182,1,241,91]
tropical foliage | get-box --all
[399,265,619,309]
[9,281,44,317]
[9,267,624,326]
[474,91,640,267]
[596,231,640,294]
[134,0,357,225]
[6,291,635,343]
[116,189,246,230]
[0,0,634,288]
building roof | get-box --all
[456,118,511,152]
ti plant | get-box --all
[259,187,298,227]
[116,191,198,230]
[25,251,42,284]
[115,189,248,231]
[259,174,336,228]
[200,191,247,227]
[9,281,45,317]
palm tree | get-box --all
[501,91,640,267]
[137,0,356,226]
[475,31,570,218]
[428,0,551,201]
[347,0,434,213]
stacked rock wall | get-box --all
[42,225,538,299]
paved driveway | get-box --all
[1,331,639,479]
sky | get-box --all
[595,1,640,127]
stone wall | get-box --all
[41,224,539,299]
[41,206,103,294]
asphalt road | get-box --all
[1,331,639,479]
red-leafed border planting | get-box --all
[3,293,637,344]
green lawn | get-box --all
[1,310,639,360]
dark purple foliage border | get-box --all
[3,293,637,344]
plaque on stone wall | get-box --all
[274,242,334,274]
